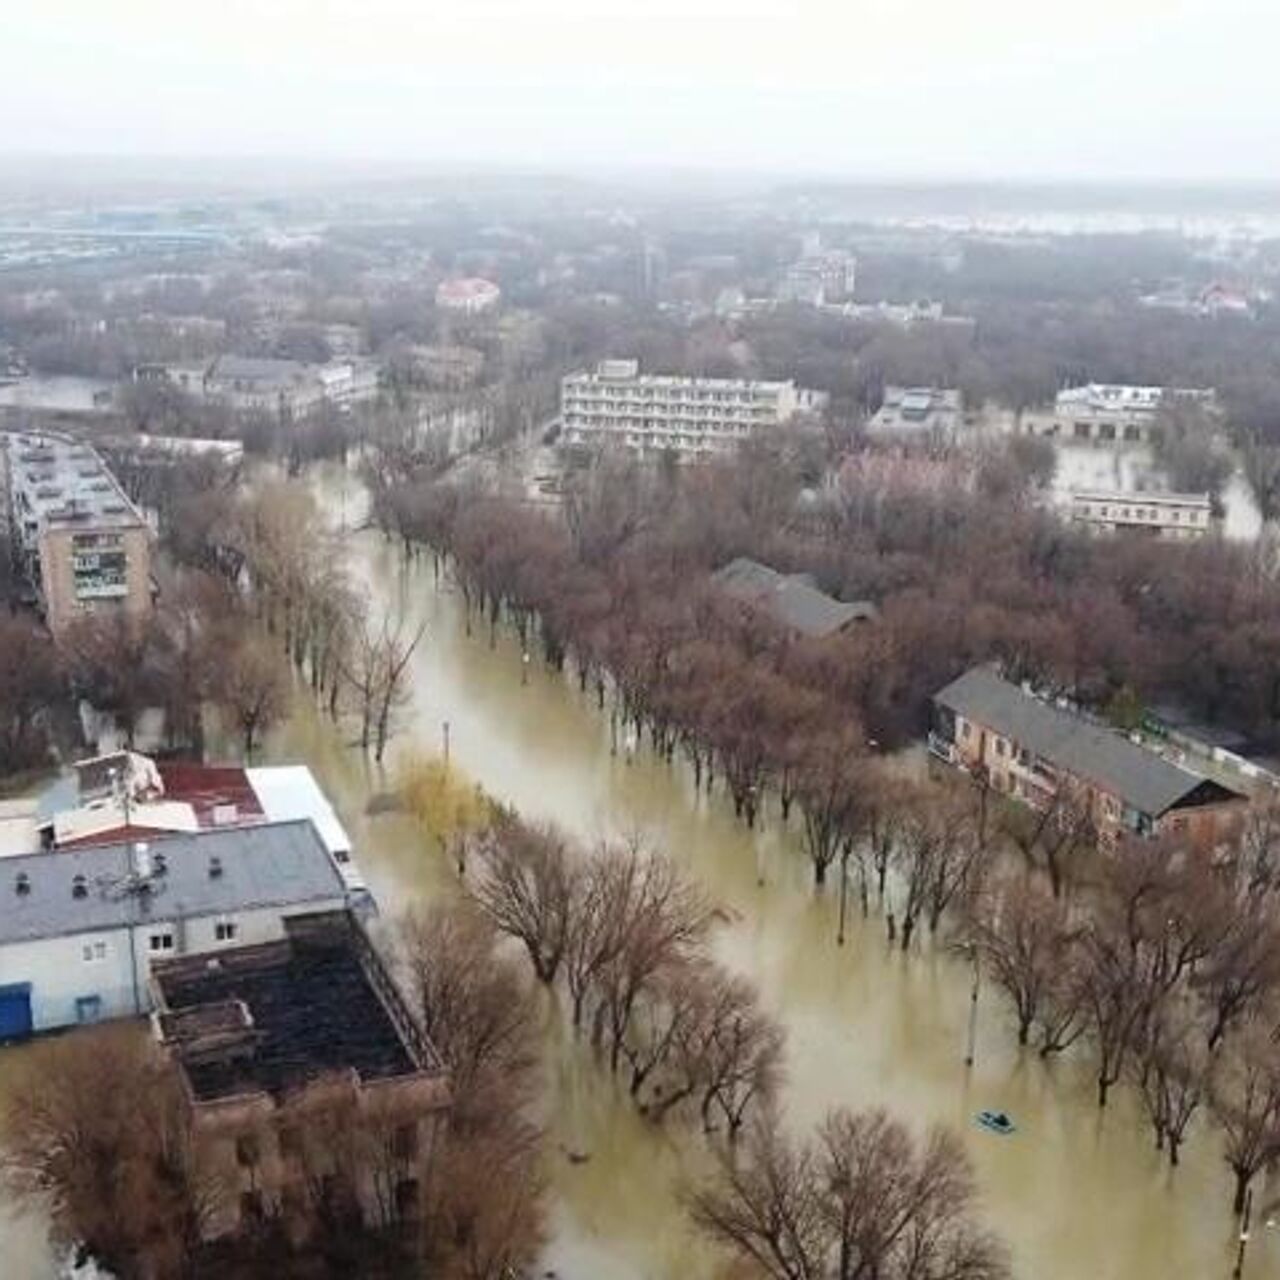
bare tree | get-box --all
[471,817,576,984]
[689,1107,1009,1280]
[1210,1025,1280,1214]
[218,631,289,758]
[0,1025,222,1279]
[968,877,1081,1046]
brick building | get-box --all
[931,666,1247,849]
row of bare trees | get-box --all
[966,812,1280,1211]
[469,816,784,1140]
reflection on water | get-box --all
[264,480,1275,1280]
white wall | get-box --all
[0,894,347,1033]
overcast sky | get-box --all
[3,0,1276,181]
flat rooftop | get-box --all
[3,430,146,531]
[153,913,440,1102]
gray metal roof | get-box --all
[935,667,1241,818]
[0,820,346,947]
[713,557,878,639]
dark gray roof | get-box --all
[0,820,346,947]
[713,557,878,639]
[935,666,1243,818]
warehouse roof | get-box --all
[935,667,1245,818]
[713,557,878,639]
[0,820,346,946]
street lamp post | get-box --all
[522,650,530,686]
[965,944,981,1069]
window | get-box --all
[149,931,174,954]
[81,940,107,963]
[215,920,238,943]
[75,995,102,1024]
[995,738,1007,757]
[961,722,972,741]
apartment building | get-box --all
[2,431,152,637]
[1069,489,1213,540]
[561,359,827,458]
[151,910,451,1241]
[0,821,352,1038]
[1020,384,1217,444]
[931,667,1247,850]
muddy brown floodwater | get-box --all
[265,466,1280,1280]
[1,462,1275,1278]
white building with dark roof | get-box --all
[1021,384,1218,444]
[0,821,350,1039]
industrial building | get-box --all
[0,821,352,1039]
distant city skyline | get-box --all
[4,0,1279,183]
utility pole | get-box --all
[442,719,451,766]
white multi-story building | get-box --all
[1021,384,1217,444]
[560,359,827,458]
[0,820,351,1038]
[866,387,964,441]
[1069,489,1213,540]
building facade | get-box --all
[931,666,1247,850]
[2,431,152,637]
[151,910,451,1241]
[866,386,964,441]
[1069,489,1212,540]
[1020,384,1217,444]
[203,356,379,418]
[561,359,827,458]
[0,821,351,1039]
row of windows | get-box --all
[81,919,239,962]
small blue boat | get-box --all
[975,1110,1017,1136]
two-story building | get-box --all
[0,821,351,1039]
[151,910,451,1241]
[931,666,1247,849]
[1068,489,1213,540]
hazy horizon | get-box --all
[6,0,1278,184]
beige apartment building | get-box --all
[2,431,152,636]
[561,358,827,458]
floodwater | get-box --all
[258,466,1280,1279]
[1050,439,1263,542]
[3,461,1277,1278]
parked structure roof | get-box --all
[0,821,346,947]
[713,557,878,639]
[935,667,1245,818]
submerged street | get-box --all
[259,469,1264,1280]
